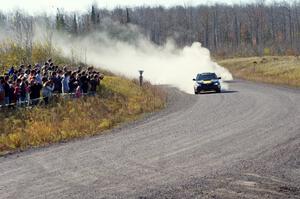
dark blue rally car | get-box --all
[193,72,221,94]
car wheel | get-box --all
[216,88,221,93]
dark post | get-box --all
[139,70,144,87]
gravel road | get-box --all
[0,80,299,199]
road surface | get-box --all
[0,80,299,199]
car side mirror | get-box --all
[193,78,196,81]
[218,77,221,79]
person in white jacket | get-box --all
[61,71,71,94]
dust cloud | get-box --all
[3,19,233,94]
[49,20,233,93]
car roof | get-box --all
[198,72,216,75]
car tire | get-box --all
[216,88,221,93]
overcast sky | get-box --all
[0,0,274,14]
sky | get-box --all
[0,0,270,14]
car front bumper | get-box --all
[196,83,220,92]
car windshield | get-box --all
[196,74,217,81]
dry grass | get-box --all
[0,41,166,154]
[0,40,72,73]
[0,76,166,154]
[218,56,300,87]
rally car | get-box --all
[193,72,221,94]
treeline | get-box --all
[0,1,300,57]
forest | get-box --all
[0,1,299,58]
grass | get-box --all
[0,40,166,155]
[0,76,166,155]
[0,40,74,73]
[218,56,300,87]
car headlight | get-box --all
[214,82,219,85]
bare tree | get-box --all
[1,2,300,57]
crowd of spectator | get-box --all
[0,59,104,107]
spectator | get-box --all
[28,70,36,82]
[75,82,82,98]
[80,71,89,94]
[51,71,62,93]
[63,66,68,73]
[0,77,5,106]
[49,62,54,71]
[35,63,40,69]
[25,81,30,105]
[8,66,14,76]
[87,66,93,72]
[12,70,18,81]
[24,69,30,79]
[57,70,63,93]
[99,73,104,83]
[35,70,42,85]
[20,77,27,105]
[3,76,10,105]
[89,75,99,96]
[8,80,15,105]
[0,59,103,107]
[62,71,70,94]
[19,65,25,73]
[42,81,54,105]
[29,78,42,105]
[69,73,77,93]
[14,79,21,105]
